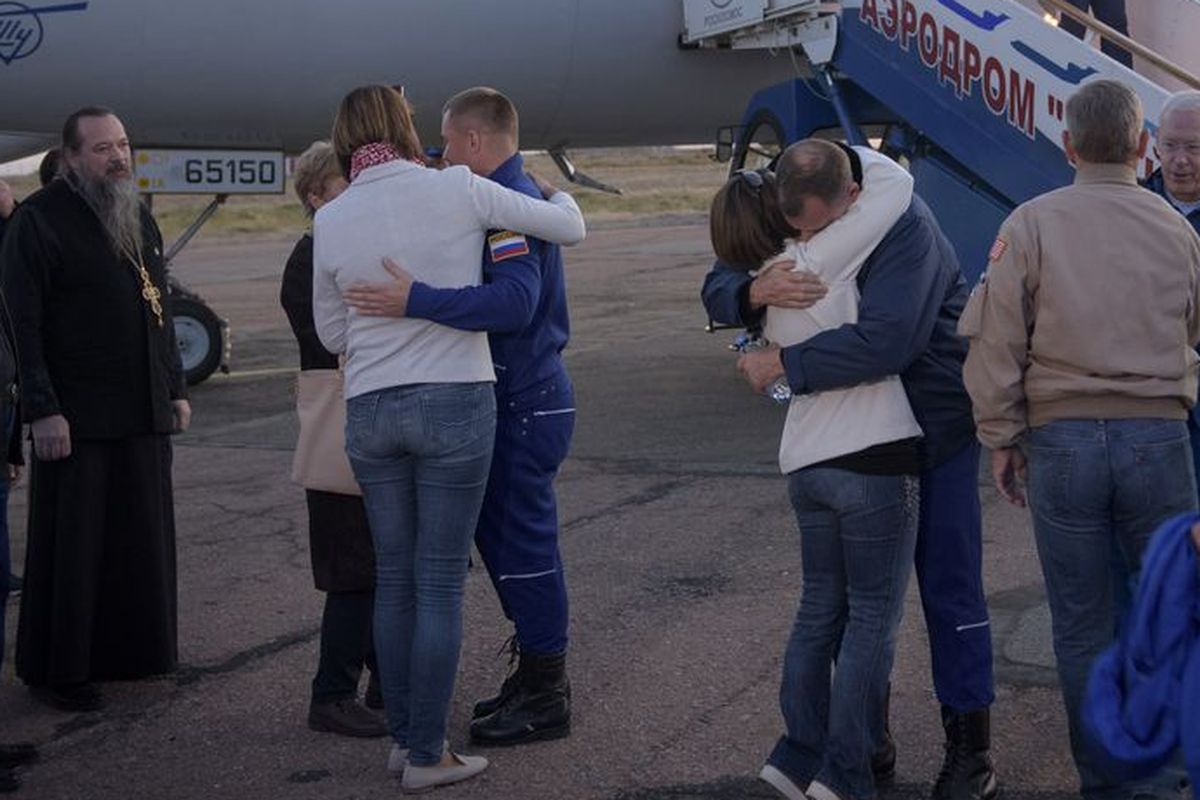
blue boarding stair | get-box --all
[682,0,1196,281]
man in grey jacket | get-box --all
[961,79,1200,800]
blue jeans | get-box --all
[345,382,496,767]
[1187,406,1200,507]
[1025,419,1197,800]
[769,469,919,800]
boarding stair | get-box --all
[683,0,1199,280]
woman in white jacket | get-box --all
[709,142,920,800]
[312,85,585,793]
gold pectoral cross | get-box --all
[133,252,165,328]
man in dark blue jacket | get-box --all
[343,87,575,749]
[703,144,996,800]
[1145,91,1200,496]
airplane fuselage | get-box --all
[0,0,798,158]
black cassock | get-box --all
[0,179,186,687]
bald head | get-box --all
[775,139,859,236]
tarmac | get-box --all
[0,216,1107,799]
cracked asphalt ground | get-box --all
[2,218,1108,799]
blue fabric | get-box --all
[475,374,574,655]
[916,440,995,712]
[1026,419,1197,799]
[700,195,976,471]
[405,153,570,399]
[1086,512,1200,792]
[345,382,495,766]
[769,469,918,800]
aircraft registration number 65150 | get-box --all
[135,149,286,194]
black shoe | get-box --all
[472,636,522,719]
[470,651,571,747]
[933,706,998,800]
[307,697,387,738]
[31,683,103,712]
[364,672,383,711]
[0,766,18,794]
[0,744,37,769]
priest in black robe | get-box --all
[0,108,190,712]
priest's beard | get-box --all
[69,166,144,261]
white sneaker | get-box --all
[759,764,807,800]
[805,780,845,800]
[400,752,488,794]
[387,744,408,774]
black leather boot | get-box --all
[472,637,522,719]
[470,651,571,746]
[472,670,521,720]
[932,706,998,800]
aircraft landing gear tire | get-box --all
[171,296,224,386]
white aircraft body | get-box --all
[0,0,800,161]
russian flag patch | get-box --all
[488,230,530,262]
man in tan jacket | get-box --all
[960,79,1200,799]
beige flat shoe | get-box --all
[400,751,488,794]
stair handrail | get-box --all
[1039,0,1200,90]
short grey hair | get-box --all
[1159,90,1200,134]
[1066,79,1143,164]
[293,141,341,216]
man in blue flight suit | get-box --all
[1145,91,1200,493]
[343,86,576,747]
[703,145,997,800]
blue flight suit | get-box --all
[406,153,573,657]
[1146,169,1200,501]
[702,190,995,714]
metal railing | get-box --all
[1040,0,1200,90]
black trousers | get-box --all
[312,589,377,703]
[1059,0,1133,68]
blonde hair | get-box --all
[293,141,342,216]
[443,86,519,140]
[330,85,422,178]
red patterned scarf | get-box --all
[349,142,403,181]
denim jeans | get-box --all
[769,468,919,800]
[345,382,496,767]
[1025,419,1197,800]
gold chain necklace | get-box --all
[128,248,165,329]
